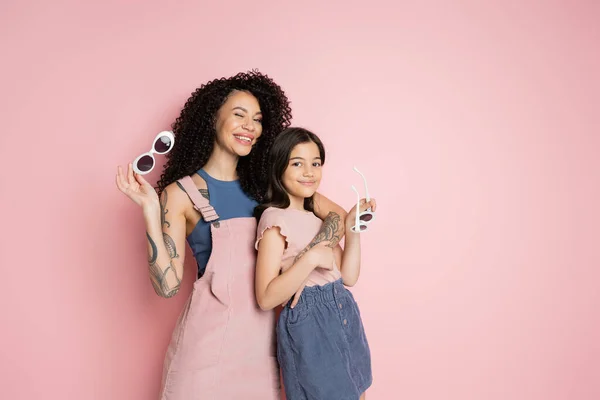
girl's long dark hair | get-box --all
[254,127,325,220]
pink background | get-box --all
[2,1,599,399]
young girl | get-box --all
[254,127,375,400]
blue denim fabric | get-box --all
[277,279,372,400]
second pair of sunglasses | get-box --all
[350,166,376,233]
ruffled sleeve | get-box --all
[255,208,291,250]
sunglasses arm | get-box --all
[353,166,372,211]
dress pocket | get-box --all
[193,272,230,308]
[285,302,311,327]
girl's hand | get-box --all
[345,198,377,228]
[116,163,160,209]
[287,278,309,309]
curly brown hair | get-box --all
[156,70,292,202]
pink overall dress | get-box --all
[159,176,280,399]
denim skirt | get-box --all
[277,279,372,400]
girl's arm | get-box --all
[255,227,333,311]
[339,198,377,287]
[339,231,361,287]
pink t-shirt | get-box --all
[255,207,342,287]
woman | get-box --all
[115,70,346,399]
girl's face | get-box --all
[214,90,263,157]
[282,141,323,200]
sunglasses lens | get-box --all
[136,155,154,172]
[154,135,173,154]
[360,213,373,222]
[353,224,368,233]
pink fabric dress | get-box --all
[159,176,280,400]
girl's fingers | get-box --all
[369,198,377,212]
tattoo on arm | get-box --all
[146,232,181,298]
[158,189,181,259]
[294,212,342,262]
[148,260,181,298]
[160,190,170,229]
[163,233,179,259]
[147,232,158,264]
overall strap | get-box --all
[176,176,219,222]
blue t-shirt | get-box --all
[186,169,258,277]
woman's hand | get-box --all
[307,241,335,271]
[116,163,160,210]
[287,241,335,308]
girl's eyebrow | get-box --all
[289,156,321,161]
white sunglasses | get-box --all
[132,131,175,175]
[350,166,375,233]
